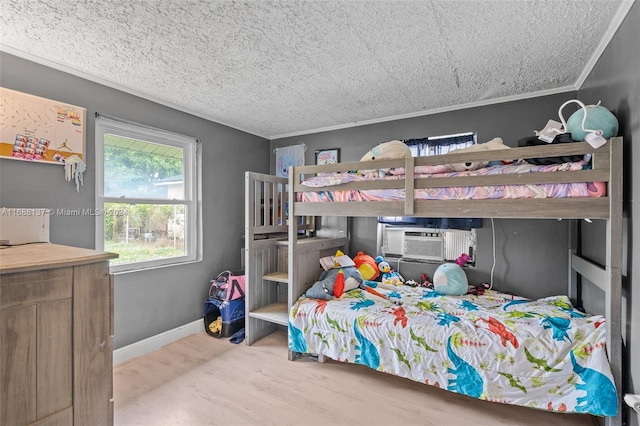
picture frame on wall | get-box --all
[315,148,340,165]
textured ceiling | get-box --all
[0,1,634,139]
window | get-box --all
[378,132,482,229]
[404,131,477,156]
[95,117,200,272]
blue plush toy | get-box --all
[375,255,405,286]
[566,102,618,142]
[305,266,364,300]
[432,263,468,296]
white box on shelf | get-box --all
[0,207,50,245]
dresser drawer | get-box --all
[0,267,72,310]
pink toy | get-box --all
[455,253,472,267]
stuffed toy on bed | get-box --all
[359,140,412,178]
[375,255,405,286]
[305,266,364,300]
[446,137,510,172]
[385,137,511,176]
[432,253,471,296]
[432,263,468,296]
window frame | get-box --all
[95,116,201,273]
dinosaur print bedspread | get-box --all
[289,285,617,417]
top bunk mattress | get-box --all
[298,160,605,203]
[288,139,620,219]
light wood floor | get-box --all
[113,331,597,426]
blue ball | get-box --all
[566,105,619,142]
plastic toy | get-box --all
[418,273,432,287]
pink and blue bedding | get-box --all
[288,284,617,417]
[298,161,605,202]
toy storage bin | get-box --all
[203,298,245,338]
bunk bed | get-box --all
[284,137,623,426]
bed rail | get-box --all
[289,138,621,220]
[245,171,315,237]
[245,172,288,236]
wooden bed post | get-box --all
[404,155,415,215]
[605,137,623,426]
[287,167,298,361]
[567,220,578,306]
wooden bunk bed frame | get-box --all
[284,137,623,426]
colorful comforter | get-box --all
[298,161,605,202]
[289,285,617,417]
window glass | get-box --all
[95,117,199,272]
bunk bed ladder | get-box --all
[245,172,288,345]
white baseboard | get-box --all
[113,319,204,365]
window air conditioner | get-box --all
[381,227,475,263]
[403,231,444,261]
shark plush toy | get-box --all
[359,140,412,178]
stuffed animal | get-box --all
[432,253,471,296]
[565,101,619,142]
[359,140,412,178]
[305,266,364,300]
[446,137,510,172]
[375,255,405,286]
[353,251,379,281]
[432,263,468,296]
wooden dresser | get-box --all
[0,243,117,426]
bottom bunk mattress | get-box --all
[288,285,617,417]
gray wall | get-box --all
[271,92,579,300]
[579,3,639,425]
[0,52,271,349]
